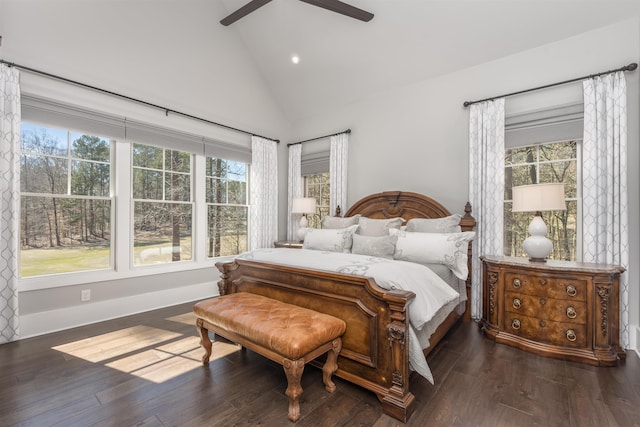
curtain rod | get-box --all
[0,59,280,143]
[463,62,638,107]
[287,129,351,146]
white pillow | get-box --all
[351,234,397,259]
[357,217,404,236]
[405,214,462,233]
[322,214,361,229]
[390,229,476,280]
[303,225,359,253]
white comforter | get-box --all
[236,248,460,383]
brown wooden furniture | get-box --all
[194,293,345,422]
[216,191,475,422]
[480,255,626,366]
[273,240,303,248]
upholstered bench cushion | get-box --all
[193,293,346,360]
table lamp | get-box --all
[292,197,317,241]
[511,183,566,262]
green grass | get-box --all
[20,235,246,277]
[20,245,111,277]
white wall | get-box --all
[287,18,640,352]
[0,0,290,337]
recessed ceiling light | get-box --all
[291,55,300,65]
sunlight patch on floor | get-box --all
[166,312,196,326]
[52,325,241,384]
[52,326,182,363]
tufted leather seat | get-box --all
[194,292,346,422]
[194,292,346,360]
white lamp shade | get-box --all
[292,197,317,214]
[512,183,566,213]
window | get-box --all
[503,140,580,261]
[205,158,249,257]
[20,122,112,277]
[303,172,330,228]
[132,143,193,266]
[19,95,252,284]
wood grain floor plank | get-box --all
[1,301,639,426]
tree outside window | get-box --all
[504,140,579,261]
[20,123,112,277]
[205,158,248,257]
[303,172,330,228]
[132,143,192,265]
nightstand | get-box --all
[274,240,303,249]
[480,255,625,366]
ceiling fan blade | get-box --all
[220,0,274,26]
[298,0,374,22]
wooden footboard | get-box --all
[216,258,417,422]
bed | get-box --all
[215,191,476,422]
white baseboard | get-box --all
[19,282,217,339]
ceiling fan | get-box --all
[220,0,374,26]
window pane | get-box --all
[207,205,248,257]
[133,201,193,265]
[21,123,68,156]
[71,160,110,197]
[133,168,163,200]
[70,133,111,162]
[304,172,330,229]
[21,154,68,194]
[505,145,536,166]
[206,177,227,204]
[20,196,111,277]
[206,158,227,178]
[164,173,191,202]
[132,144,163,169]
[205,157,249,258]
[165,149,191,173]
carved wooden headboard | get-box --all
[344,191,475,232]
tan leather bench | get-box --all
[194,292,346,422]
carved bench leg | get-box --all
[283,358,305,422]
[196,318,212,365]
[322,338,342,393]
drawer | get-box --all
[504,273,587,301]
[504,292,587,324]
[503,313,587,348]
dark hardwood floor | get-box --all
[1,301,639,426]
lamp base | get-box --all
[522,216,553,262]
[297,227,307,241]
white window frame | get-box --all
[19,95,250,291]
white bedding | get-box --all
[236,248,460,384]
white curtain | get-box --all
[468,99,505,319]
[329,132,349,216]
[0,64,21,343]
[582,71,629,349]
[249,136,278,250]
[287,144,302,240]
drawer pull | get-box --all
[511,319,521,330]
[539,279,547,285]
[566,329,577,342]
[512,278,522,289]
[566,285,577,297]
[566,306,577,319]
[512,298,522,309]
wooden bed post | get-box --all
[381,290,416,422]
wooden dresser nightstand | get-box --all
[480,255,625,366]
[274,240,303,249]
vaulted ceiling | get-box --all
[218,0,640,121]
